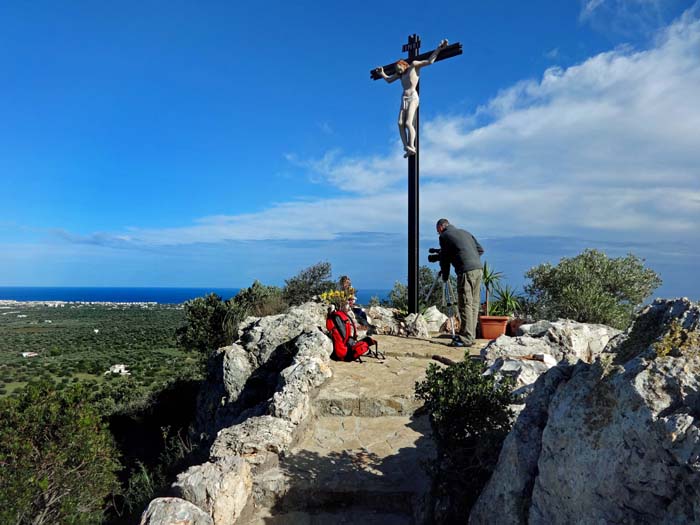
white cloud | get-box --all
[60,8,700,250]
[286,149,405,194]
[579,0,683,36]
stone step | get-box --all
[251,415,434,519]
[315,356,430,417]
[248,508,413,524]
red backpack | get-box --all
[326,310,383,362]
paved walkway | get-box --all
[246,335,488,524]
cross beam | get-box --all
[369,42,463,80]
[370,35,462,314]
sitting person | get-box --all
[338,275,369,328]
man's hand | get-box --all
[438,39,448,50]
[376,66,385,76]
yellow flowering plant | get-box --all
[320,287,356,311]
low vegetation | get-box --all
[525,249,662,329]
[0,382,121,525]
[177,262,336,356]
[416,357,514,521]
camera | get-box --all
[427,247,441,263]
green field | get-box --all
[0,303,201,408]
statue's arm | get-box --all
[376,66,399,83]
[413,39,448,69]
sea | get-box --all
[0,287,390,305]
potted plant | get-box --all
[491,284,525,336]
[479,262,510,340]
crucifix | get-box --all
[371,34,462,314]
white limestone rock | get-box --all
[366,306,402,336]
[139,497,213,525]
[238,302,327,366]
[403,313,430,339]
[294,329,333,362]
[210,415,296,466]
[269,386,311,427]
[423,306,448,333]
[481,319,620,397]
[484,357,553,397]
[220,344,253,401]
[172,457,252,525]
[279,356,332,394]
[471,298,700,525]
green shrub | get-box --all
[524,249,662,329]
[386,266,457,314]
[175,293,231,354]
[282,261,335,306]
[234,280,288,317]
[177,282,291,355]
[415,358,514,521]
[0,382,120,525]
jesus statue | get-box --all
[376,39,448,157]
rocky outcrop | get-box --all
[237,302,327,366]
[140,497,214,525]
[482,319,620,396]
[423,306,448,333]
[366,306,403,335]
[172,458,252,525]
[403,313,430,339]
[471,298,700,524]
[366,306,435,338]
[142,302,333,525]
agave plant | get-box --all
[482,262,504,316]
[491,284,524,317]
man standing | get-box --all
[377,39,448,157]
[436,218,484,345]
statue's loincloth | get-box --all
[401,92,419,111]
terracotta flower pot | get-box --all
[479,315,509,340]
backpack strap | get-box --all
[331,311,348,342]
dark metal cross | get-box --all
[370,34,462,313]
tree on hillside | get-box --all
[175,293,230,353]
[283,262,335,306]
[524,249,662,329]
[0,382,120,525]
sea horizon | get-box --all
[0,286,391,305]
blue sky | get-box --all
[1,0,698,300]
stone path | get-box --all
[245,335,487,524]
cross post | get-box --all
[370,34,462,313]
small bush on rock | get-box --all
[177,283,289,354]
[283,261,335,306]
[525,249,661,330]
[232,280,288,317]
[416,358,514,522]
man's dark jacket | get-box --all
[438,224,484,278]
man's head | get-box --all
[436,218,450,234]
[395,59,410,74]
